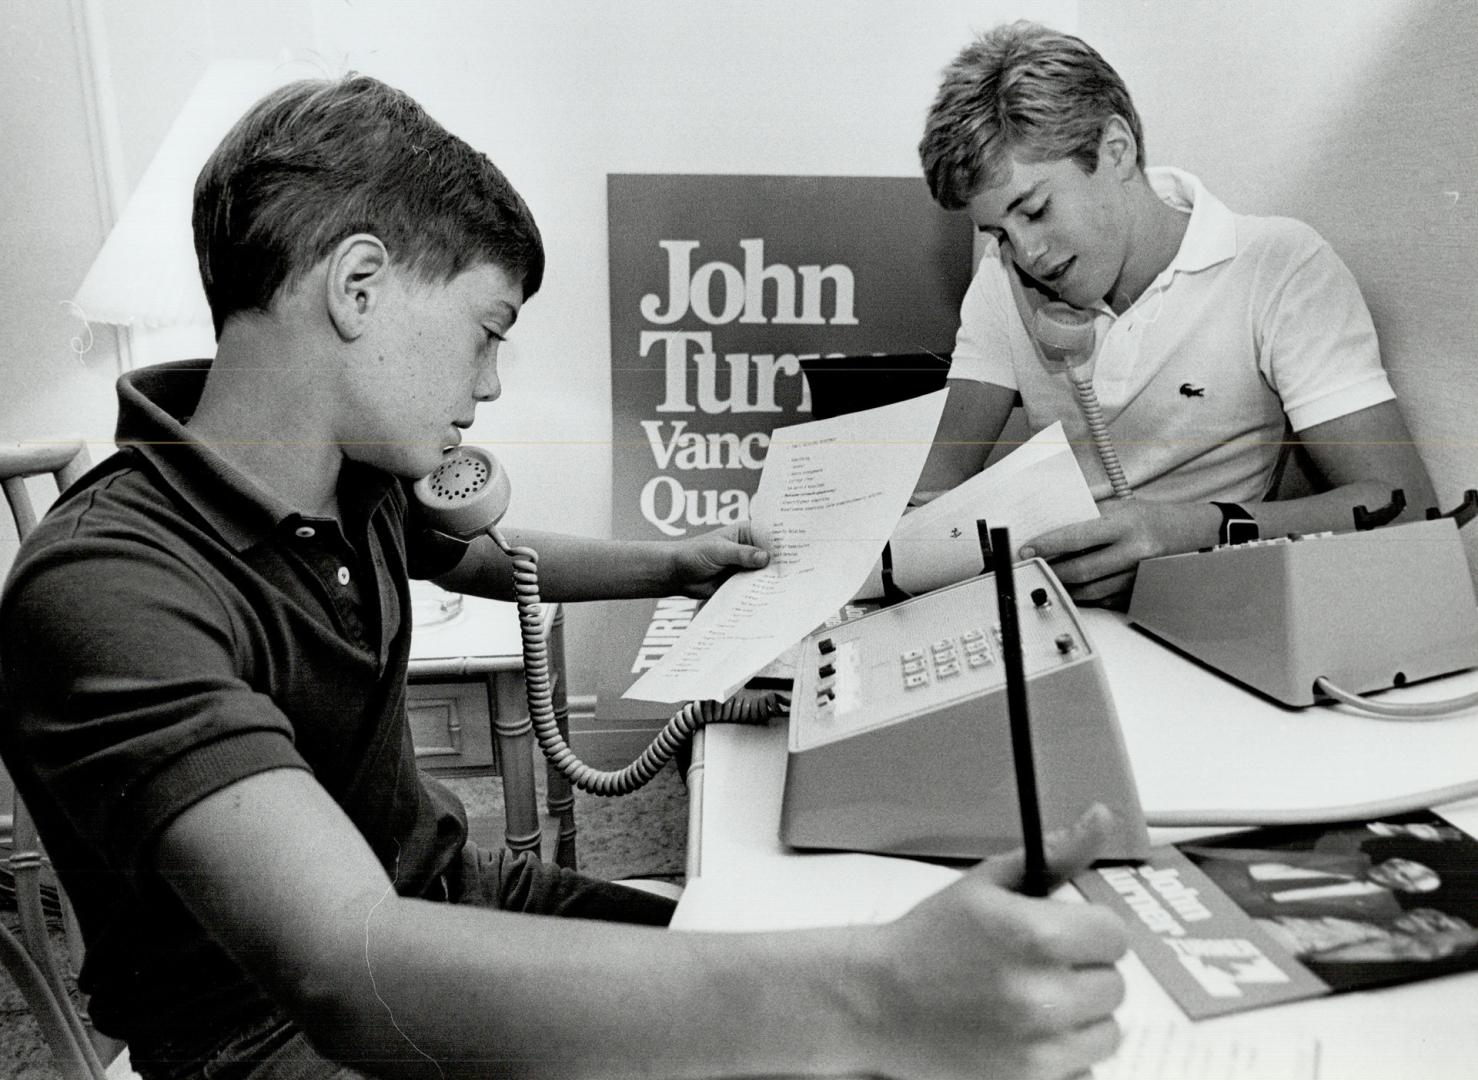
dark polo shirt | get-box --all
[0,360,470,1043]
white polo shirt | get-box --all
[948,167,1395,502]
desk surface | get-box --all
[683,609,1478,1080]
[406,582,552,673]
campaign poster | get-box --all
[580,175,970,766]
[1075,811,1478,1020]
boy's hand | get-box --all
[667,522,770,598]
[1020,499,1219,604]
[864,805,1129,1080]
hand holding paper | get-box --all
[857,420,1099,598]
[623,390,947,704]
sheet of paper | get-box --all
[1094,1023,1318,1080]
[891,420,1098,592]
[859,421,1098,598]
[670,853,962,932]
[624,390,947,704]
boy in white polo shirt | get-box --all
[916,20,1435,603]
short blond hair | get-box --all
[919,21,1145,209]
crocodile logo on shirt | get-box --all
[1179,383,1206,398]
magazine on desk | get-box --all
[1075,811,1478,1019]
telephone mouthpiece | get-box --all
[413,445,512,539]
[1033,301,1097,365]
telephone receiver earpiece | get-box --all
[1031,300,1097,367]
[412,445,512,539]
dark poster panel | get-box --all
[581,174,969,763]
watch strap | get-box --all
[1212,501,1258,545]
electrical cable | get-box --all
[1312,675,1478,718]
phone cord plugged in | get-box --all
[1311,675,1478,719]
[491,530,788,797]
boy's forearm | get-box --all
[308,897,874,1080]
[1257,400,1438,537]
[1248,476,1437,541]
[434,530,675,603]
[505,529,677,601]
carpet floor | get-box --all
[0,763,689,1079]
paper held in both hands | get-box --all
[858,418,1098,598]
[623,399,1098,704]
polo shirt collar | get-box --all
[1147,166,1237,274]
[116,359,397,552]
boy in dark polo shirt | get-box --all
[1,74,1129,1080]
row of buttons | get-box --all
[900,628,999,689]
[815,637,838,709]
[1205,530,1338,554]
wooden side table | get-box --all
[406,586,576,866]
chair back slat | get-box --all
[1,441,90,542]
[1,477,39,538]
[0,442,89,480]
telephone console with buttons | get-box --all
[779,559,1149,860]
[1128,516,1478,706]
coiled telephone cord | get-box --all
[1066,367,1132,500]
[492,531,789,796]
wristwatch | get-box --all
[1212,501,1259,546]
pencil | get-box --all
[989,524,1049,898]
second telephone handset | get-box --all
[412,446,783,797]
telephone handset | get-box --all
[414,446,784,797]
[1027,299,1132,500]
[413,445,513,535]
[1030,300,1096,368]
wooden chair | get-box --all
[1,440,136,1080]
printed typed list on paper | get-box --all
[624,390,947,704]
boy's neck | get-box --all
[1106,179,1190,314]
[189,337,345,521]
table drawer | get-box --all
[407,680,496,774]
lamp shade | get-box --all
[71,61,282,344]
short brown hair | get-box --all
[193,74,544,336]
[919,21,1145,209]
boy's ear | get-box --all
[1098,115,1138,179]
[325,234,391,341]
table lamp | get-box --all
[69,61,283,368]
